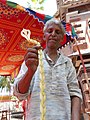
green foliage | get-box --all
[10,78,15,84]
[31,0,37,3]
[0,76,14,91]
[27,0,45,11]
[31,0,45,4]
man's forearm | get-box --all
[71,96,81,120]
[18,69,34,94]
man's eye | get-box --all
[56,30,61,34]
[47,30,52,33]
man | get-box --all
[14,18,82,120]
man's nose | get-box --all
[52,31,56,36]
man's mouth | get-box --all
[49,39,57,42]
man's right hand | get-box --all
[24,45,41,73]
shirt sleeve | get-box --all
[13,61,34,101]
[67,59,82,99]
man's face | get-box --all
[43,23,63,49]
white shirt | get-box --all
[13,51,82,120]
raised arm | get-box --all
[16,45,41,94]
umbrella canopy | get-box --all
[0,1,74,77]
[0,1,45,76]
